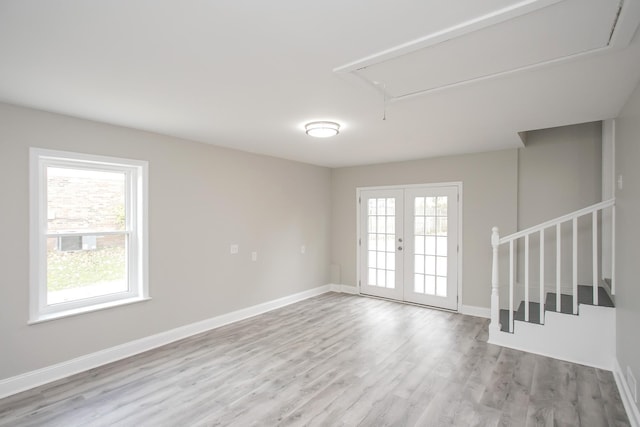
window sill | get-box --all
[28,296,152,325]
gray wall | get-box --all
[330,150,519,309]
[0,101,610,384]
[516,123,602,300]
[615,79,640,417]
[0,103,332,380]
[330,124,603,310]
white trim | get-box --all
[460,305,491,319]
[499,198,615,244]
[614,359,640,427]
[0,285,332,400]
[329,284,359,294]
[29,148,149,323]
[334,1,639,102]
[334,0,564,73]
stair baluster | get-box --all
[490,198,615,337]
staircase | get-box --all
[488,199,616,370]
[499,285,614,331]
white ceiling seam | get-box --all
[336,0,640,103]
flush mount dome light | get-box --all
[305,121,340,138]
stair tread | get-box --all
[515,301,543,324]
[499,286,613,334]
[499,309,514,333]
[545,285,614,313]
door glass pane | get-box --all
[436,256,447,277]
[425,275,436,295]
[415,255,424,274]
[436,276,447,296]
[366,197,396,289]
[415,197,425,215]
[414,274,424,293]
[413,195,449,296]
[368,199,377,215]
[386,198,395,215]
[436,236,447,256]
[425,236,436,255]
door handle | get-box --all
[398,246,403,251]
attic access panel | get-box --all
[336,0,624,99]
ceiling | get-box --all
[1,0,639,168]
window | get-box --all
[30,148,149,322]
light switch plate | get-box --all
[230,244,239,254]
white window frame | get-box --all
[29,148,149,323]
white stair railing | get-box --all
[490,199,615,334]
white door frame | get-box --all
[356,182,463,312]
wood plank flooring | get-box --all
[0,293,630,426]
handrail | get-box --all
[499,198,615,244]
[489,198,616,337]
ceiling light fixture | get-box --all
[305,121,340,138]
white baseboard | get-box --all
[329,283,359,295]
[614,359,640,427]
[460,304,491,319]
[0,284,333,400]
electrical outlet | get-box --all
[627,366,637,403]
[230,244,239,255]
[251,251,258,261]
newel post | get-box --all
[490,227,501,334]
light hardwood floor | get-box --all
[0,293,630,426]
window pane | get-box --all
[437,218,447,236]
[368,251,377,268]
[425,275,436,295]
[437,256,447,277]
[415,197,425,216]
[415,216,425,235]
[425,236,436,255]
[415,236,425,255]
[425,255,436,275]
[386,198,395,216]
[377,216,386,234]
[47,167,126,232]
[368,199,377,215]
[47,234,127,305]
[377,251,386,269]
[414,274,424,293]
[386,216,395,234]
[377,198,386,215]
[386,252,395,271]
[437,197,448,216]
[386,271,395,289]
[386,235,395,252]
[425,217,436,235]
[425,197,436,216]
[436,276,447,297]
[415,255,424,274]
[368,268,377,286]
[436,236,447,256]
[368,234,377,251]
[377,269,386,287]
[368,217,376,233]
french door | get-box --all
[358,185,459,310]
